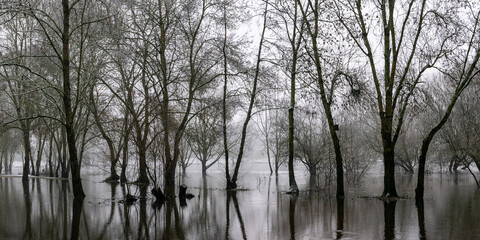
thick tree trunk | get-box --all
[136,147,149,185]
[120,142,128,183]
[382,144,398,197]
[164,161,176,199]
[201,160,206,177]
[106,160,120,182]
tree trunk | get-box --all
[326,113,345,198]
[222,1,232,189]
[382,144,397,197]
[297,0,344,197]
[62,0,85,198]
[120,112,130,183]
[107,159,120,182]
[35,133,46,176]
[0,152,3,174]
[59,129,68,178]
[8,150,14,174]
[288,107,298,193]
[265,134,273,174]
[229,0,269,189]
[22,124,31,183]
[48,136,53,177]
[164,160,176,199]
[120,139,128,183]
[416,45,480,199]
[202,161,207,177]
[136,147,149,185]
[287,0,301,194]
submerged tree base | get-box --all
[226,180,237,190]
[119,194,138,205]
[132,178,149,186]
[103,174,120,183]
[151,187,166,201]
[286,185,299,194]
[179,184,194,199]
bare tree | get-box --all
[0,10,37,182]
[226,0,270,190]
[415,2,480,199]
[336,0,454,197]
[297,0,355,197]
[186,102,223,177]
[256,108,288,175]
[271,0,305,193]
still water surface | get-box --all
[1,162,480,239]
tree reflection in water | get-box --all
[289,195,297,240]
[120,184,132,239]
[336,198,344,239]
[1,172,480,239]
[225,190,231,240]
[416,198,427,240]
[384,200,397,240]
[70,197,84,240]
[22,180,32,240]
[225,192,247,240]
[162,200,184,240]
[138,186,149,239]
[97,182,118,239]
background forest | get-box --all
[0,0,479,202]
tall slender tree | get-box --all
[416,4,480,200]
[336,0,453,197]
[297,0,346,197]
[226,0,270,189]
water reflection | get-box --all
[97,183,117,240]
[384,200,396,240]
[70,198,83,240]
[138,186,149,240]
[336,198,344,239]
[1,171,480,239]
[227,192,247,240]
[416,199,427,240]
[289,195,297,240]
[225,190,230,240]
[23,180,32,239]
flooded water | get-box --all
[1,162,480,239]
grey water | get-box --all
[1,162,480,239]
